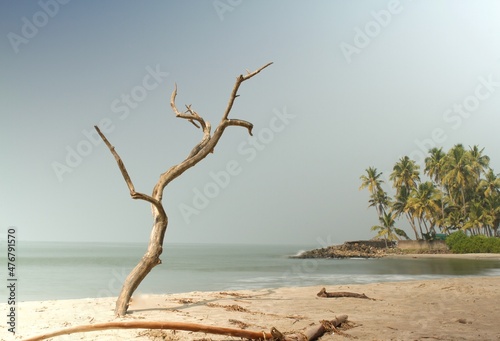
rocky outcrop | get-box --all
[291,241,389,259]
[292,240,450,259]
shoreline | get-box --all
[292,240,500,260]
[386,252,500,260]
[3,276,500,340]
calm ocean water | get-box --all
[3,242,500,302]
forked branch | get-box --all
[170,84,209,131]
[94,125,164,215]
[222,62,273,121]
[155,62,273,195]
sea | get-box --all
[3,242,500,302]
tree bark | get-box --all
[113,211,168,316]
[302,315,348,340]
[22,321,273,341]
[23,316,349,341]
[95,63,272,316]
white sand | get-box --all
[2,276,499,341]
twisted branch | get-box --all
[170,84,208,131]
[154,62,273,197]
[222,62,273,121]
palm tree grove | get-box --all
[360,144,500,244]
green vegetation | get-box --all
[360,144,500,242]
[446,232,500,253]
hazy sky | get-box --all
[2,1,500,246]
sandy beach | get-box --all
[2,275,499,341]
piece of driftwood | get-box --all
[22,316,349,341]
[271,315,348,340]
[22,321,273,341]
[317,287,374,300]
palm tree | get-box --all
[442,144,473,214]
[484,195,500,236]
[407,181,441,239]
[468,145,490,180]
[391,186,420,240]
[360,167,385,217]
[360,167,384,195]
[425,147,446,223]
[371,212,400,247]
[362,144,500,238]
[390,156,420,195]
[443,209,465,233]
[463,200,493,236]
[369,189,391,217]
[425,147,446,183]
[478,169,500,198]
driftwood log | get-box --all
[317,287,375,300]
[295,315,348,340]
[22,316,348,341]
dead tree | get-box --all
[95,63,272,316]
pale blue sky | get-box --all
[2,0,500,245]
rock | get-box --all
[290,241,389,259]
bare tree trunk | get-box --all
[95,63,272,316]
[114,212,168,315]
